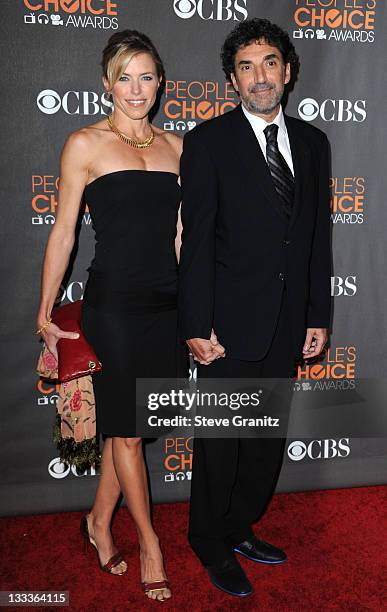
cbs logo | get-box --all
[288,439,350,461]
[37,89,112,115]
[331,276,357,297]
[173,0,247,21]
[48,457,98,479]
[55,281,84,304]
[298,98,366,122]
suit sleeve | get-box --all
[178,130,218,341]
[306,133,332,328]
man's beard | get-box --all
[242,83,284,115]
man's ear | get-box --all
[230,72,239,93]
[284,62,291,85]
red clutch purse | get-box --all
[51,300,102,382]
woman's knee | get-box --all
[113,436,142,451]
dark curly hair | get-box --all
[221,18,299,82]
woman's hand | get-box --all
[40,322,79,361]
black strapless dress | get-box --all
[81,170,187,437]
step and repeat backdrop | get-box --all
[1,0,386,516]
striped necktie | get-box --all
[263,124,294,219]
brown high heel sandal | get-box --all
[142,580,171,602]
[80,515,127,575]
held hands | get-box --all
[303,328,328,360]
[187,329,226,365]
[38,322,79,361]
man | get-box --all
[178,18,331,597]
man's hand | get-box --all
[303,328,328,360]
[187,329,226,365]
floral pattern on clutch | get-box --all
[36,343,100,469]
[58,377,96,443]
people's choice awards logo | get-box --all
[23,0,119,30]
[37,89,112,116]
[163,437,193,483]
[298,98,366,123]
[287,439,351,461]
[162,80,238,131]
[330,176,365,224]
[37,378,60,407]
[297,345,357,390]
[173,0,248,21]
[292,0,376,44]
[31,173,91,227]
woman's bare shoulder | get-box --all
[61,120,110,169]
[65,118,109,149]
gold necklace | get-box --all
[107,115,155,149]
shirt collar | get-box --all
[241,103,287,138]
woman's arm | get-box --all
[166,133,183,263]
[36,130,91,357]
[175,205,182,262]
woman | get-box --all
[36,30,186,602]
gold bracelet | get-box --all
[36,317,52,335]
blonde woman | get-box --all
[36,30,187,602]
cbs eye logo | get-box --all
[287,440,307,461]
[37,89,61,114]
[48,457,98,479]
[48,457,71,479]
[174,0,196,19]
[298,98,319,122]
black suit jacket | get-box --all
[178,104,332,361]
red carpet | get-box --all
[1,486,386,611]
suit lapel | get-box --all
[228,105,289,222]
[284,114,312,229]
[228,105,312,227]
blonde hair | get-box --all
[102,30,165,91]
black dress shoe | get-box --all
[234,536,287,564]
[205,557,253,597]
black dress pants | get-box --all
[188,288,296,566]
